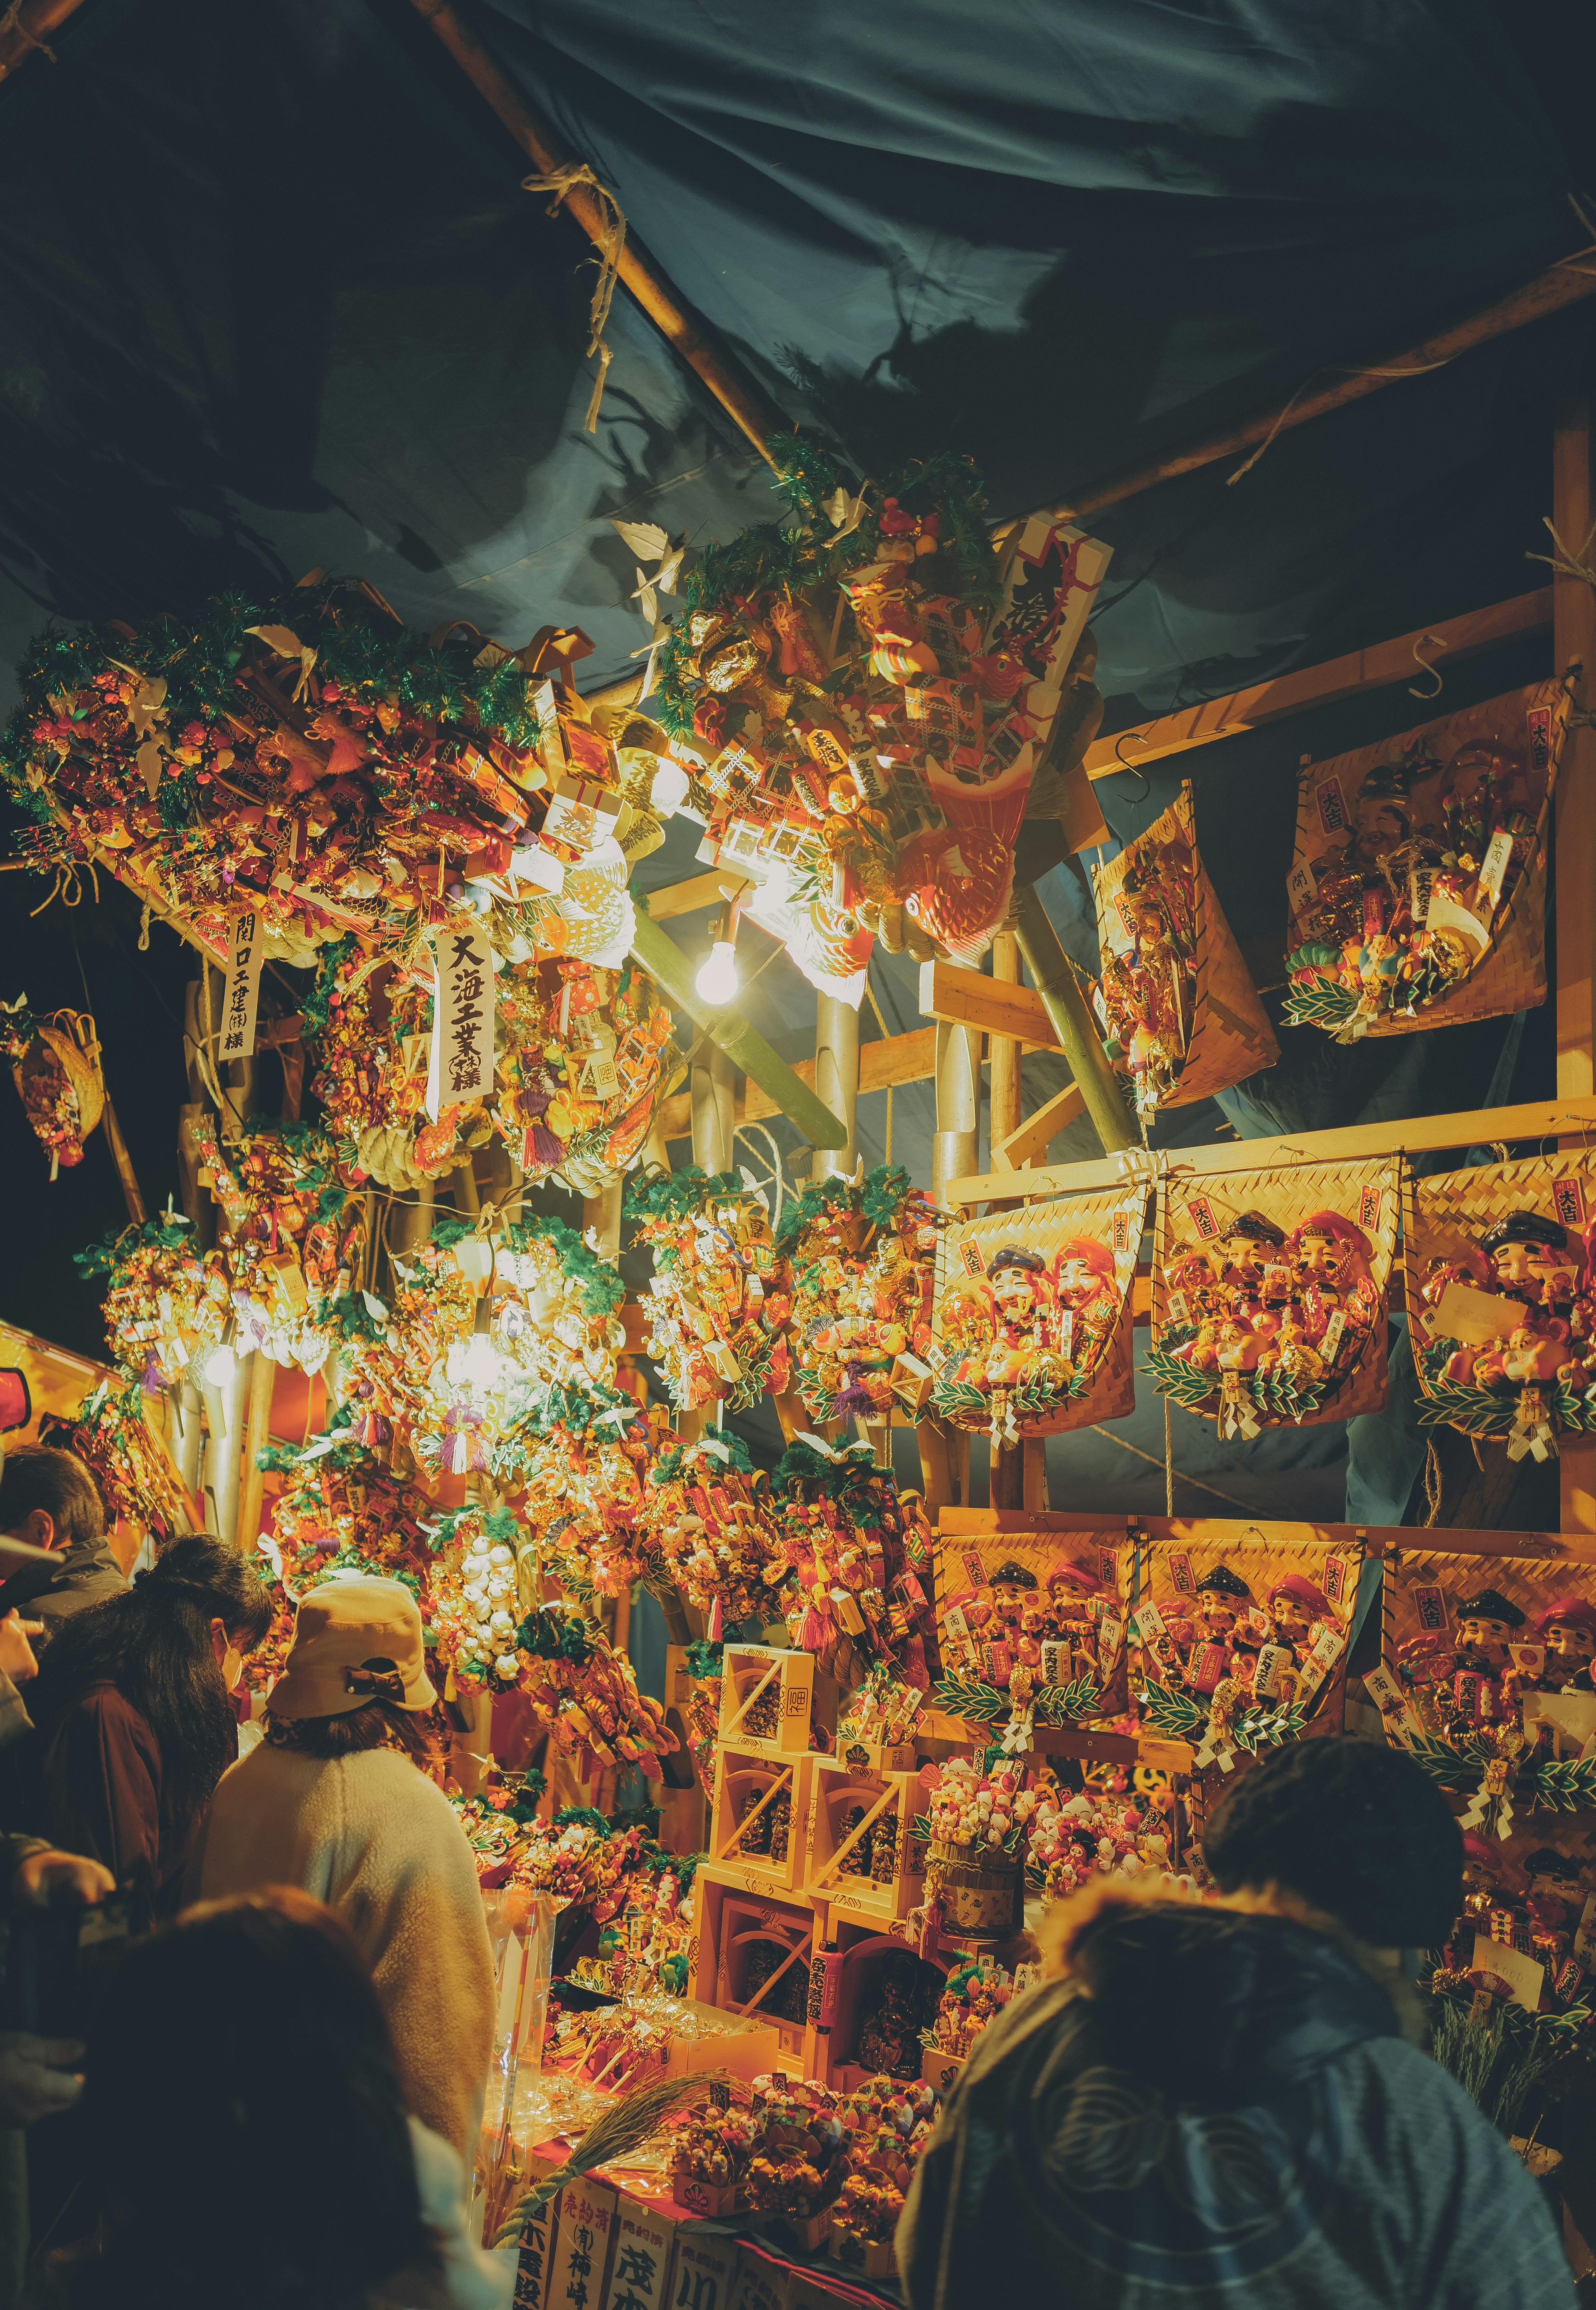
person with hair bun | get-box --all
[17,1536,271,1927]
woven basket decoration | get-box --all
[1377,1544,1596,1841]
[1283,678,1569,1040]
[1091,781,1278,1118]
[931,1176,1149,1441]
[1405,1152,1596,1464]
[930,1527,1130,1731]
[1130,1534,1361,1758]
[1148,1157,1398,1434]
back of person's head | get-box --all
[0,1442,104,1548]
[67,1889,431,2310]
[1203,1736,1462,1946]
[30,1535,271,1820]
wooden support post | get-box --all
[1013,886,1137,1156]
[1555,396,1596,1535]
[931,1020,981,1207]
[236,1349,276,1555]
[813,994,859,1181]
[99,1091,145,1225]
[1023,1438,1049,1510]
[203,1352,253,1545]
[583,1180,623,1262]
[988,928,1023,1216]
[690,1041,736,1177]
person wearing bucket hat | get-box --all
[197,1578,493,2158]
[899,1737,1572,2310]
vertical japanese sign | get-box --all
[222,909,263,1060]
[426,921,495,1119]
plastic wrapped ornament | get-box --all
[642,1431,786,1638]
[513,1602,678,1778]
[778,1165,940,1423]
[305,944,472,1192]
[770,1438,933,1682]
[77,1211,231,1391]
[627,1168,789,1412]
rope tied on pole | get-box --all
[524,163,626,433]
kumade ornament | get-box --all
[777,1164,941,1426]
[628,1167,789,1413]
[1406,1153,1596,1464]
[1147,1161,1398,1435]
[1283,680,1568,1041]
[75,1212,230,1393]
[0,998,105,1178]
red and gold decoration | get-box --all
[1147,1160,1398,1435]
[74,1210,230,1393]
[1284,680,1569,1040]
[628,1168,788,1413]
[1091,783,1277,1118]
[1,998,105,1178]
[777,1165,941,1426]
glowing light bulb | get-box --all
[461,1328,500,1389]
[695,940,740,1005]
[201,1336,237,1388]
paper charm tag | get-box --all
[1184,1195,1219,1242]
[1508,1642,1546,1678]
[959,1239,986,1278]
[1098,1548,1118,1588]
[1477,828,1514,907]
[1167,1551,1195,1597]
[1411,1583,1448,1633]
[1409,862,1436,924]
[426,922,495,1119]
[1287,859,1315,914]
[1057,1308,1075,1360]
[1320,1308,1347,1365]
[221,908,264,1060]
[1554,1177,1587,1229]
[1357,1182,1382,1233]
[1315,777,1347,834]
[1526,704,1553,776]
[1111,1207,1132,1254]
[960,1550,989,1592]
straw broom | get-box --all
[490,2068,732,2246]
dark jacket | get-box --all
[0,1539,126,1640]
[899,1896,1574,2310]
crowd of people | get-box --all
[0,1442,1581,2308]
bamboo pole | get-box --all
[1554,396,1596,1536]
[407,0,782,462]
[1006,246,1596,532]
[99,1091,145,1225]
[1012,886,1136,1156]
[812,994,859,1181]
[0,0,85,83]
[235,1348,276,1556]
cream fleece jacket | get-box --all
[198,1744,494,2156]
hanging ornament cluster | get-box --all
[653,440,1111,995]
[769,1438,934,1685]
[256,1416,436,1601]
[1089,783,1276,1118]
[0,998,105,1179]
[1283,680,1568,1041]
[426,1497,530,1692]
[302,941,465,1192]
[643,1431,785,1638]
[0,578,674,968]
[513,1602,677,1778]
[627,1168,789,1411]
[778,1165,941,1425]
[39,1379,197,1551]
[932,1182,1146,1444]
[1146,1161,1397,1436]
[931,1544,1128,1746]
[75,1212,230,1392]
[191,1116,365,1374]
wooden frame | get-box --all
[803,1759,924,1924]
[703,1746,818,1895]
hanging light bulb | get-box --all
[695,901,741,1006]
[460,1288,500,1389]
[201,1325,237,1389]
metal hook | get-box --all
[1113,729,1151,800]
[1408,633,1447,701]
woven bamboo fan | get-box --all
[1090,781,1278,1119]
[1,1004,105,1179]
[1404,1152,1596,1464]
[1131,1534,1361,1761]
[930,1527,1130,1731]
[931,1177,1149,1442]
[1283,678,1569,1041]
[1148,1157,1399,1434]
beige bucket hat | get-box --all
[268,1575,436,1719]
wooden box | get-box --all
[690,1876,818,2063]
[921,2044,965,2095]
[718,1643,836,1756]
[806,1918,951,2091]
[705,1744,817,1894]
[804,1758,924,1924]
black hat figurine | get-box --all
[989,1559,1038,1592]
[1216,1212,1286,1249]
[1453,1588,1525,1630]
[1195,1565,1252,1603]
[1480,1210,1567,1260]
[988,1246,1047,1276]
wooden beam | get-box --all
[935,1504,1596,1564]
[643,871,736,921]
[1006,244,1596,529]
[658,1024,938,1140]
[993,1079,1087,1170]
[1081,588,1552,782]
[408,0,781,462]
[1554,398,1596,1536]
[942,1094,1596,1207]
[919,958,1054,1050]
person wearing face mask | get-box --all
[15,1537,270,1929]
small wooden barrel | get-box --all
[928,1839,1022,1938]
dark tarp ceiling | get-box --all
[0,0,1592,1531]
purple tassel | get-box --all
[528,1123,564,1170]
[831,1359,874,1420]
